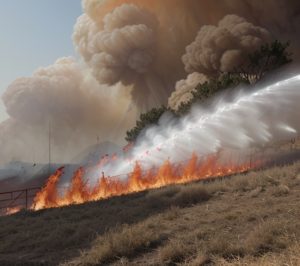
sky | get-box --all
[0,0,300,166]
[0,1,83,122]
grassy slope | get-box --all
[63,161,300,266]
[1,158,300,265]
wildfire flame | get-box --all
[95,154,108,169]
[111,153,117,161]
[31,152,262,211]
[6,205,23,215]
[123,142,134,152]
[85,167,92,173]
[32,166,65,210]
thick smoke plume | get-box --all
[82,4,159,82]
[1,0,300,166]
[73,3,180,110]
[169,14,273,110]
[182,14,272,76]
[168,73,209,110]
[1,57,131,163]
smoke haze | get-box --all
[99,65,300,178]
[1,0,300,166]
[1,57,131,163]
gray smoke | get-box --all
[169,14,273,110]
[1,57,131,164]
[168,73,209,110]
[1,0,300,166]
[73,3,177,111]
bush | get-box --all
[176,72,248,116]
[235,40,292,83]
[125,105,169,142]
[124,40,292,142]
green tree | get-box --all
[125,40,293,142]
[176,72,247,116]
[125,105,168,142]
[235,40,292,83]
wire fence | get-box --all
[0,147,264,216]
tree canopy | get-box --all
[235,40,292,84]
[125,40,292,143]
[176,72,248,116]
[125,105,168,143]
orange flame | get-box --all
[123,142,134,152]
[95,154,108,169]
[32,152,262,211]
[111,153,117,161]
[31,166,65,210]
[6,205,22,215]
[62,167,90,205]
[85,167,92,173]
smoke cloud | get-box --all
[73,2,181,111]
[183,14,273,76]
[1,57,131,163]
[88,4,159,83]
[1,0,300,166]
[168,73,209,110]
[168,14,273,109]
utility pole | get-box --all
[49,122,51,176]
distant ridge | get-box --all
[69,141,124,165]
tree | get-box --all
[125,105,168,142]
[125,40,293,142]
[235,40,292,84]
[176,72,247,116]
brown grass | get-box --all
[1,157,300,265]
[71,161,300,266]
[71,216,164,265]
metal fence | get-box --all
[0,147,263,215]
[0,188,41,216]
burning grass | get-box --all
[31,152,261,211]
[62,161,300,266]
[1,160,300,265]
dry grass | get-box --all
[60,160,300,266]
[1,158,300,265]
[70,216,164,265]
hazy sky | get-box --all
[0,1,83,122]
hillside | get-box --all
[69,141,123,165]
[0,158,300,265]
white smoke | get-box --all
[99,65,300,177]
